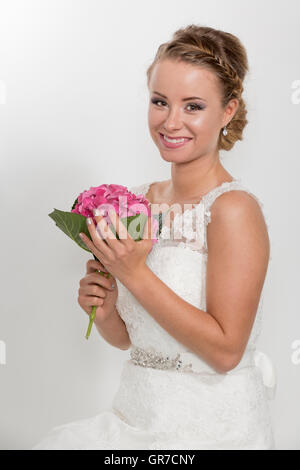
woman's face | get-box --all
[148,59,238,162]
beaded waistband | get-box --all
[129,345,257,375]
[128,345,277,399]
[130,346,193,372]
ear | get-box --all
[223,98,239,126]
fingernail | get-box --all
[86,217,92,224]
[93,208,106,216]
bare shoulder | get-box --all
[207,189,270,258]
[212,189,265,218]
[147,179,170,205]
[153,179,170,201]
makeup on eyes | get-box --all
[151,98,206,111]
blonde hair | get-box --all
[146,25,249,151]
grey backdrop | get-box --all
[0,0,299,450]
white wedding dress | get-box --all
[32,178,277,450]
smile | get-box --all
[159,133,192,149]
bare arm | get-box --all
[123,191,270,373]
[95,305,131,350]
[78,259,131,350]
[205,190,270,365]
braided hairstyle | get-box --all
[146,25,249,151]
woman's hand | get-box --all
[78,259,118,325]
[79,209,153,285]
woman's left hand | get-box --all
[79,209,153,285]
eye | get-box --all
[151,98,167,107]
[187,103,205,112]
[151,98,205,112]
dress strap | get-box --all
[129,182,152,197]
[202,179,264,212]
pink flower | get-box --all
[72,184,159,248]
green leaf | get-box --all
[151,206,173,236]
[122,212,148,241]
[48,209,151,253]
[71,197,78,211]
[151,213,161,236]
[48,209,92,252]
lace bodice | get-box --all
[115,178,271,364]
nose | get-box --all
[162,107,183,132]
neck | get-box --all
[168,151,232,202]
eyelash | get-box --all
[151,98,205,112]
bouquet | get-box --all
[49,184,162,339]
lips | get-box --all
[159,132,192,149]
[160,133,192,140]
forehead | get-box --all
[149,59,220,97]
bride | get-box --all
[32,24,276,450]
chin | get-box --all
[159,150,193,164]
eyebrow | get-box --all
[152,91,207,102]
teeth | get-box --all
[163,134,186,143]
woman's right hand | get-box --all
[78,259,118,325]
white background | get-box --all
[0,0,299,450]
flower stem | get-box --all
[85,306,96,339]
[85,270,111,340]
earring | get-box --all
[222,126,228,136]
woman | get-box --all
[32,24,276,450]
